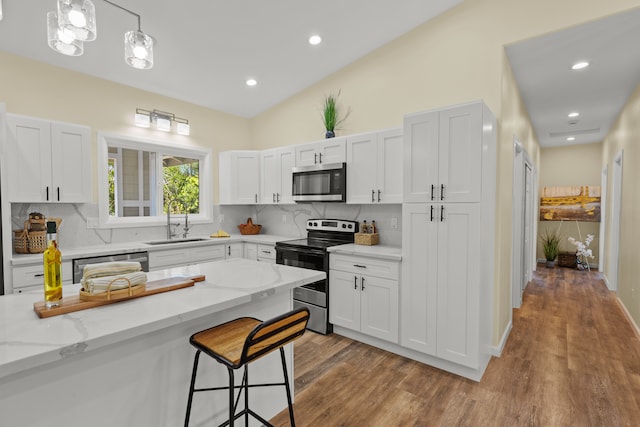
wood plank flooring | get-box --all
[270,266,640,426]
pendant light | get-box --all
[57,0,97,42]
[46,0,154,70]
[47,11,84,56]
[0,0,4,21]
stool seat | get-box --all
[185,307,310,427]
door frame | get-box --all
[598,166,608,273]
[608,150,623,291]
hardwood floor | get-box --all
[270,266,640,426]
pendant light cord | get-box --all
[101,0,142,31]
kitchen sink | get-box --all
[144,238,209,245]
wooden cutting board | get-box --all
[33,275,205,319]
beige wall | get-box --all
[0,51,251,203]
[537,143,603,263]
[602,80,640,328]
[1,0,638,346]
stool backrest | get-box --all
[241,307,310,365]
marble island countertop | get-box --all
[11,233,295,266]
[0,258,325,379]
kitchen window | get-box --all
[97,132,212,228]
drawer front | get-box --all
[12,261,72,288]
[191,245,226,262]
[149,249,190,269]
[257,244,276,261]
[329,254,399,280]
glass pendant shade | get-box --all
[57,0,97,42]
[47,11,84,56]
[125,30,154,69]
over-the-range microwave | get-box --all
[292,162,346,202]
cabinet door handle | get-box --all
[431,184,435,201]
[377,189,381,202]
[441,184,445,201]
[371,189,375,203]
[34,273,44,278]
[353,264,367,269]
[277,193,280,203]
[314,153,318,164]
[261,250,271,254]
[46,186,49,201]
[228,246,231,256]
[354,276,358,290]
[361,277,365,291]
[430,205,434,222]
[319,153,323,163]
[255,194,258,203]
[440,205,445,222]
[57,187,60,201]
[273,193,276,203]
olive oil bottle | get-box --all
[43,221,62,308]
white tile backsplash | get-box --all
[11,202,402,252]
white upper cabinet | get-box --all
[260,146,295,204]
[403,103,482,203]
[295,137,346,166]
[346,128,402,204]
[6,114,91,203]
[218,151,259,205]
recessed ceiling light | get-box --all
[309,35,322,46]
[571,61,589,70]
[568,112,580,118]
[566,136,576,141]
[246,78,257,87]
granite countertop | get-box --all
[11,234,295,266]
[0,258,325,379]
[327,243,402,261]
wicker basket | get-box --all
[558,251,577,268]
[355,233,379,246]
[238,218,262,235]
[13,229,29,254]
[13,216,62,254]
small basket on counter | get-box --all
[355,232,379,246]
[13,212,61,254]
[237,217,262,235]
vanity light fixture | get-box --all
[135,109,190,136]
[47,0,154,69]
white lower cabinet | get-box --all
[224,243,243,259]
[401,202,481,368]
[11,261,73,293]
[329,254,399,343]
[243,243,276,263]
[149,245,227,270]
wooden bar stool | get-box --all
[184,307,310,427]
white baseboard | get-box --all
[489,320,512,357]
[616,297,640,342]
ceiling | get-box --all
[505,7,640,148]
[0,0,461,118]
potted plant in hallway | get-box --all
[540,228,562,268]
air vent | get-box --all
[549,128,600,138]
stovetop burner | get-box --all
[275,219,359,251]
[276,237,348,251]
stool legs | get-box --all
[184,347,297,427]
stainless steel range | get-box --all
[275,219,358,334]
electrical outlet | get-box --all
[391,217,398,229]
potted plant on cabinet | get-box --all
[321,90,350,138]
[540,228,562,268]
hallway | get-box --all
[271,266,640,426]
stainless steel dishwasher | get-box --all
[72,252,149,283]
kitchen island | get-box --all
[0,258,325,426]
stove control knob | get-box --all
[308,221,313,227]
[314,222,318,226]
[348,224,353,229]
[342,224,346,228]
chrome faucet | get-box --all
[166,205,180,240]
[182,212,190,238]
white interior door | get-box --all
[608,151,623,291]
[523,161,534,288]
[511,139,524,308]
